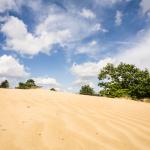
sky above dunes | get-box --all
[0,0,150,92]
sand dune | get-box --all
[0,89,150,150]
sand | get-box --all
[0,89,150,150]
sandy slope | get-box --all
[0,89,150,150]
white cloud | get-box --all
[115,10,123,26]
[92,23,108,32]
[76,40,100,56]
[73,79,95,88]
[140,0,150,14]
[1,16,71,55]
[115,29,150,70]
[71,28,150,90]
[33,77,60,88]
[1,16,27,38]
[35,11,104,41]
[0,55,29,78]
[1,9,106,56]
[95,0,122,6]
[0,0,18,12]
[70,57,114,92]
[0,0,42,13]
[80,8,96,19]
[71,58,113,79]
[72,28,150,82]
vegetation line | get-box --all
[1,63,150,101]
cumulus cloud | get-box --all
[70,28,150,89]
[115,29,150,70]
[75,40,100,56]
[79,8,96,19]
[0,0,19,12]
[0,0,42,13]
[33,77,60,87]
[140,0,150,14]
[72,27,150,81]
[71,58,113,79]
[1,16,71,55]
[95,0,122,5]
[0,55,29,78]
[70,58,113,91]
[35,10,105,41]
[73,79,95,88]
[1,8,105,56]
[115,10,123,26]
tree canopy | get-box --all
[98,63,150,99]
[0,80,9,88]
[50,88,56,91]
[79,85,95,96]
[16,79,38,89]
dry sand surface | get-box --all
[0,89,150,150]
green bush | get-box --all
[17,82,28,89]
[50,88,56,91]
[16,79,38,89]
[25,79,37,88]
[79,85,95,96]
[0,80,9,88]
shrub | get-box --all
[50,88,56,91]
[17,82,27,89]
[0,80,9,88]
[17,79,38,89]
[25,79,37,88]
[79,85,95,96]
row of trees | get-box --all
[16,79,39,89]
[79,63,150,99]
[1,63,150,100]
[0,79,57,91]
[0,79,39,89]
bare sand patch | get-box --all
[0,89,150,150]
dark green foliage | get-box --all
[79,85,95,96]
[0,80,9,88]
[50,88,56,91]
[16,79,38,89]
[17,82,27,89]
[25,79,36,88]
[98,63,150,99]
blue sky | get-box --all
[0,0,150,92]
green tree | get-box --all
[17,79,38,89]
[50,88,56,91]
[17,82,27,89]
[25,79,36,88]
[98,63,150,99]
[0,80,9,88]
[79,85,95,96]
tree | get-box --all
[17,82,27,89]
[98,63,150,99]
[0,80,9,88]
[50,88,56,91]
[79,85,95,96]
[25,79,36,88]
[17,79,38,89]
